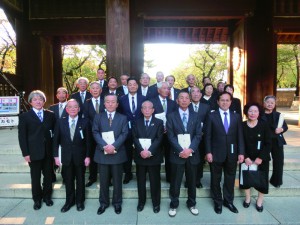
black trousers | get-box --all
[136,164,161,207]
[99,163,123,207]
[28,156,53,202]
[196,139,205,183]
[210,160,237,206]
[123,137,134,177]
[169,160,197,209]
[270,138,284,187]
[87,140,98,182]
[63,162,85,205]
[162,134,171,182]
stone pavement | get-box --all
[0,107,299,225]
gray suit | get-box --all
[166,109,202,209]
[92,112,128,207]
[205,109,245,205]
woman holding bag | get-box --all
[240,103,271,212]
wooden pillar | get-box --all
[52,37,63,99]
[106,0,130,79]
[244,0,276,104]
[130,0,144,78]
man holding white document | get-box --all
[132,100,164,213]
[166,91,202,217]
[92,94,128,215]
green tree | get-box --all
[62,45,106,94]
[277,44,300,96]
[171,44,227,89]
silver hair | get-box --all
[141,100,154,109]
[264,95,276,102]
[28,90,46,103]
[157,81,170,89]
[89,81,101,88]
[76,77,89,85]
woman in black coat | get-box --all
[240,103,271,212]
[261,95,288,188]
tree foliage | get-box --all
[171,44,227,89]
[62,45,106,94]
[0,15,16,74]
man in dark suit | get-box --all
[93,94,129,215]
[49,87,69,183]
[188,86,210,188]
[18,90,56,210]
[83,81,105,187]
[118,78,146,184]
[205,92,245,214]
[165,75,180,101]
[148,71,164,98]
[49,87,69,119]
[101,76,123,99]
[53,99,91,212]
[137,73,155,99]
[70,77,92,118]
[132,100,164,213]
[181,74,196,93]
[166,91,202,217]
[149,81,177,183]
[116,74,129,97]
[96,68,108,93]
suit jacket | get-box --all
[18,109,56,161]
[230,97,242,115]
[116,85,128,97]
[261,111,288,147]
[148,83,159,99]
[83,98,105,126]
[70,91,92,117]
[166,110,202,165]
[118,93,146,127]
[99,80,108,92]
[92,112,129,165]
[181,87,190,93]
[205,110,245,162]
[171,87,181,101]
[132,117,164,165]
[49,103,68,120]
[101,89,123,99]
[137,86,156,100]
[188,102,210,131]
[150,96,177,115]
[53,117,91,166]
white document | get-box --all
[240,162,258,185]
[58,145,62,165]
[139,138,151,150]
[155,112,166,126]
[177,134,192,157]
[277,114,284,128]
[102,131,116,154]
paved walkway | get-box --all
[0,107,299,225]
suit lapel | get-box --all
[215,111,226,134]
[174,111,186,133]
[63,118,72,142]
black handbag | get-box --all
[242,167,267,190]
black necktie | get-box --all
[132,96,136,113]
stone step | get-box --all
[1,152,300,173]
[0,171,300,199]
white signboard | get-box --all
[0,116,19,126]
[0,96,20,115]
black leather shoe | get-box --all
[223,202,239,213]
[97,205,107,215]
[123,174,133,184]
[243,200,250,208]
[33,200,42,210]
[196,182,203,188]
[43,199,53,207]
[137,204,144,212]
[256,204,263,212]
[153,206,160,213]
[77,203,85,211]
[85,180,96,187]
[61,202,75,213]
[114,205,122,214]
[214,203,222,214]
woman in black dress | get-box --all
[240,103,271,212]
[262,95,288,188]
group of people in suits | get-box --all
[18,70,288,217]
